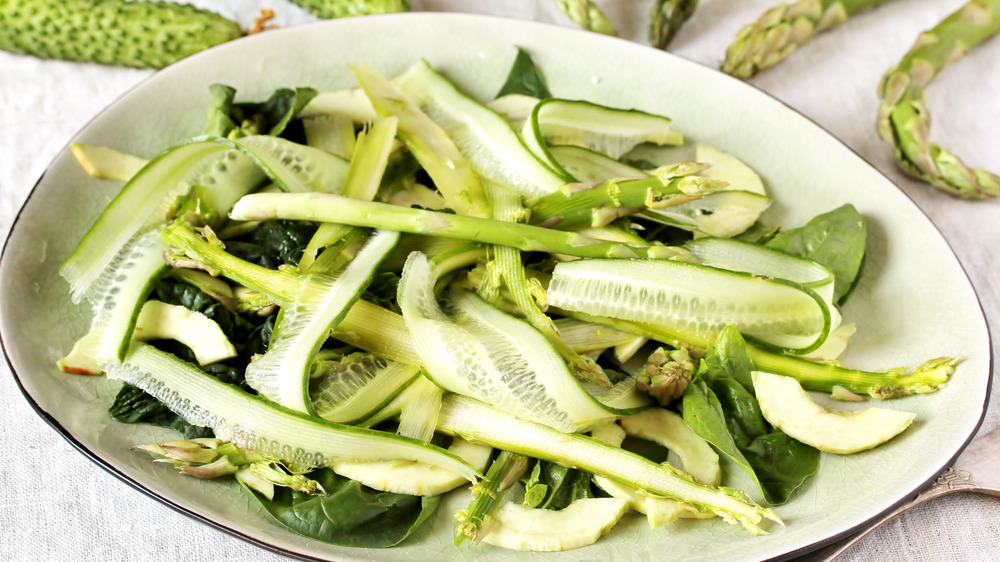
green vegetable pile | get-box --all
[57,46,960,552]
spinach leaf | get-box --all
[109,279,276,435]
[108,384,212,439]
[766,203,866,304]
[247,468,440,548]
[702,325,756,392]
[225,219,319,269]
[522,460,594,510]
[496,47,552,99]
[203,83,238,137]
[682,326,819,504]
[363,272,402,314]
[201,84,318,139]
[734,221,780,245]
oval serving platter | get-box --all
[0,12,991,562]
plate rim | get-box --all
[0,11,993,561]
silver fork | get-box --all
[800,425,1000,561]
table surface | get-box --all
[1,1,997,560]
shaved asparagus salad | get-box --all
[58,48,959,552]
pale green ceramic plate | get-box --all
[0,12,991,562]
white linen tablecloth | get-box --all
[1,1,997,560]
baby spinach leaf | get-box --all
[248,468,440,548]
[203,84,238,137]
[522,460,594,510]
[201,84,318,139]
[225,219,319,269]
[109,383,213,439]
[766,203,866,304]
[702,325,756,392]
[496,47,552,99]
[682,326,819,504]
[741,431,819,504]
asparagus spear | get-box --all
[454,451,531,545]
[877,0,1000,199]
[229,192,687,260]
[649,0,700,49]
[527,162,723,229]
[553,0,618,35]
[488,184,612,386]
[722,0,895,79]
[559,310,958,399]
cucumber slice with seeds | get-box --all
[546,257,834,354]
[246,229,400,414]
[395,59,567,198]
[310,354,421,424]
[523,99,683,172]
[105,341,479,481]
[398,252,636,433]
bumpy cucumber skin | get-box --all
[0,0,243,69]
[287,0,410,19]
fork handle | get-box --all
[804,467,993,561]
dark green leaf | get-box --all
[682,326,819,504]
[765,204,866,304]
[363,272,402,314]
[248,469,440,548]
[522,460,593,510]
[225,219,319,269]
[702,325,756,392]
[203,83,238,137]
[705,375,768,445]
[252,86,320,137]
[109,383,212,439]
[496,47,552,99]
[681,377,754,480]
[734,221,780,244]
[203,84,318,139]
[742,432,819,504]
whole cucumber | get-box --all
[0,0,243,69]
[286,0,409,19]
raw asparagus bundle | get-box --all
[877,0,1000,199]
[722,0,895,79]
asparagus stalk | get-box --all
[527,162,723,229]
[161,221,634,365]
[300,116,399,270]
[559,310,958,399]
[553,0,618,35]
[649,0,700,49]
[437,394,781,534]
[877,0,1000,199]
[489,184,612,386]
[454,451,531,545]
[722,0,895,79]
[229,192,686,260]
